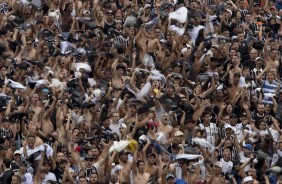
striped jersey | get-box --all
[261,80,278,104]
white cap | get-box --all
[226,9,232,15]
[214,161,222,168]
[174,131,184,137]
[243,176,253,183]
[144,4,151,9]
[181,47,188,54]
[14,150,21,155]
[225,124,233,130]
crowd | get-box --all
[0,0,281,183]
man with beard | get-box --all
[42,160,56,184]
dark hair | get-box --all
[136,160,145,166]
[3,158,12,168]
[27,134,36,139]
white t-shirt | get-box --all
[220,158,233,174]
[19,144,53,161]
[109,118,124,137]
[239,151,251,172]
[21,172,33,184]
[42,172,56,184]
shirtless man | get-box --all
[158,113,173,145]
[227,73,242,102]
[29,94,43,129]
[266,49,280,73]
[144,153,159,181]
[21,39,36,60]
[205,162,225,184]
[41,96,57,136]
[132,147,150,184]
[119,150,133,184]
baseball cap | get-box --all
[166,173,175,180]
[214,161,222,168]
[225,124,233,130]
[243,176,253,183]
[14,150,21,156]
[174,131,184,137]
[107,10,114,15]
[225,9,232,15]
[144,4,151,9]
[243,144,253,151]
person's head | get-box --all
[166,174,175,184]
[258,119,267,130]
[222,146,232,159]
[264,103,272,114]
[119,123,127,135]
[27,134,36,148]
[106,10,115,22]
[147,154,156,165]
[43,161,52,173]
[232,54,241,65]
[245,13,252,22]
[78,176,87,184]
[247,167,257,179]
[11,174,21,184]
[238,0,246,9]
[237,31,245,43]
[89,147,100,159]
[174,131,184,144]
[1,117,10,129]
[213,161,222,174]
[89,173,98,184]
[225,125,232,137]
[250,49,258,60]
[233,72,241,84]
[110,173,118,183]
[137,160,145,172]
[189,0,199,11]
[166,84,175,95]
[257,103,265,114]
[56,152,65,163]
[119,150,129,162]
[202,111,211,124]
[78,131,85,141]
[229,113,238,125]
[2,158,11,169]
[242,144,253,155]
[270,49,279,60]
[65,2,73,12]
[111,112,120,123]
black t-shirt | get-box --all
[242,60,256,70]
[0,169,13,184]
[53,166,64,183]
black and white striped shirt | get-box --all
[115,35,130,47]
[0,128,13,139]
